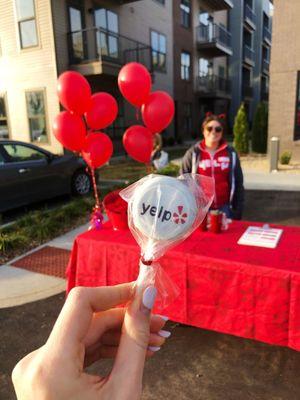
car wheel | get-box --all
[72,170,92,196]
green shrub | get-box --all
[280,151,292,165]
[252,102,268,153]
[0,232,29,253]
[233,103,249,154]
[157,162,180,177]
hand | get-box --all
[12,283,170,400]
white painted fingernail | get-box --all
[148,346,161,352]
[158,330,171,338]
[142,286,157,313]
[156,314,169,321]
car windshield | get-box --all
[3,144,47,162]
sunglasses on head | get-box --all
[206,126,223,133]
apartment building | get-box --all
[229,0,272,125]
[268,0,300,160]
[0,0,173,154]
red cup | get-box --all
[199,214,208,231]
[209,212,222,234]
[103,190,128,230]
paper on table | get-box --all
[237,226,283,249]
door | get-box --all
[94,8,119,60]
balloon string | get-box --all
[91,167,100,209]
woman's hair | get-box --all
[201,113,226,133]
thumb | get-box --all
[110,285,157,393]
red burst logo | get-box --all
[173,206,188,224]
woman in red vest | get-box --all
[180,113,244,220]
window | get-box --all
[153,0,165,4]
[68,5,85,61]
[3,144,47,163]
[181,52,191,80]
[15,0,38,49]
[25,90,48,143]
[294,72,300,140]
[180,0,191,28]
[0,96,10,139]
[94,8,119,59]
[151,30,166,72]
[199,58,213,76]
[183,103,192,135]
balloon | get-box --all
[53,111,86,152]
[141,91,175,133]
[82,132,113,169]
[85,92,118,130]
[123,125,153,164]
[57,71,91,115]
[118,62,151,107]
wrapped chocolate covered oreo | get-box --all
[120,173,214,309]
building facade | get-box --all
[268,0,300,160]
[0,0,173,154]
[229,0,272,126]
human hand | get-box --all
[12,283,170,400]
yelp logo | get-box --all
[141,203,188,224]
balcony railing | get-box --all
[200,0,233,11]
[263,26,272,43]
[244,4,256,27]
[68,27,152,72]
[196,23,232,50]
[196,74,231,96]
[242,84,253,98]
[243,44,255,64]
[262,59,270,73]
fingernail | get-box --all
[158,330,171,338]
[141,286,157,314]
[156,314,169,321]
[148,346,161,352]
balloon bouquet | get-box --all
[53,71,117,229]
[118,62,175,166]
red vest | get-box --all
[197,140,230,208]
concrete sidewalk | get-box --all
[0,223,89,309]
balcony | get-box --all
[195,23,232,57]
[242,83,253,98]
[68,27,152,76]
[263,26,272,45]
[244,4,256,30]
[262,59,270,74]
[199,0,233,10]
[196,75,231,98]
[243,45,255,66]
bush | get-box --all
[157,162,180,177]
[233,103,249,154]
[252,102,268,153]
[280,151,292,165]
[0,232,29,254]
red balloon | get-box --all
[82,132,113,169]
[141,91,175,133]
[85,92,118,130]
[57,71,91,115]
[53,111,86,152]
[123,125,153,164]
[118,62,151,107]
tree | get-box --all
[252,102,268,153]
[233,103,249,154]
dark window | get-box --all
[3,144,46,162]
[183,103,192,135]
[25,90,48,143]
[68,5,85,61]
[294,72,300,140]
[181,52,191,80]
[94,8,119,59]
[0,96,9,139]
[15,0,38,48]
[151,30,166,72]
[180,0,191,28]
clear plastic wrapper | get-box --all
[120,173,214,310]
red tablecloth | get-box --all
[66,221,300,351]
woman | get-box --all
[180,114,244,220]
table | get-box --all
[66,220,300,351]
